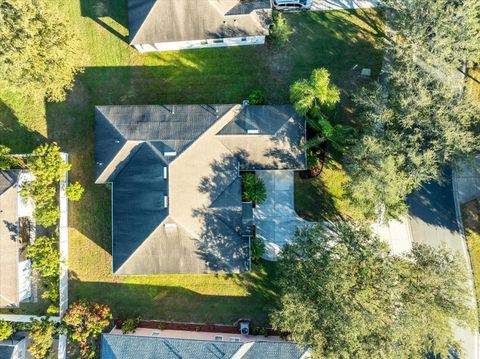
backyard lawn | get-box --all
[0,0,384,324]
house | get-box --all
[0,171,34,308]
[0,336,27,359]
[95,104,306,275]
[128,0,272,52]
[101,331,311,359]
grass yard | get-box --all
[294,156,365,221]
[0,0,385,323]
[461,200,480,328]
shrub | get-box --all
[248,89,266,105]
[242,173,267,205]
[0,320,13,341]
[28,318,56,359]
[21,143,71,227]
[63,301,112,358]
[66,181,85,201]
[268,12,293,46]
[26,236,60,278]
[0,145,13,170]
[121,317,141,334]
[251,236,266,264]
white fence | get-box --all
[59,153,69,316]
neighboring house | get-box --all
[101,332,310,359]
[0,335,27,359]
[0,171,34,308]
[128,0,272,52]
[95,104,306,275]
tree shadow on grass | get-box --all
[0,100,45,153]
[68,261,279,325]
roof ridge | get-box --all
[129,0,159,45]
[107,141,146,182]
[114,216,170,274]
[169,105,238,165]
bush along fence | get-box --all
[0,143,84,359]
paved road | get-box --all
[406,171,479,359]
[312,0,378,11]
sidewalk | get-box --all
[452,157,480,359]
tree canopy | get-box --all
[272,222,475,358]
[28,318,56,359]
[0,0,82,101]
[21,142,71,227]
[346,61,480,220]
[382,0,480,75]
[63,301,112,359]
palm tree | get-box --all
[290,68,351,153]
[290,68,340,118]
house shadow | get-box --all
[68,264,279,325]
[80,0,129,42]
[0,100,45,153]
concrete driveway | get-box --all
[312,0,378,11]
[254,171,309,261]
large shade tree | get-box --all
[383,0,480,76]
[272,222,475,358]
[0,0,82,101]
[346,61,480,220]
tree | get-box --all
[242,173,267,204]
[63,301,112,359]
[290,68,340,118]
[21,142,71,227]
[66,182,85,201]
[0,0,82,101]
[0,320,13,341]
[0,145,13,170]
[382,0,480,76]
[290,68,351,154]
[268,12,293,46]
[26,235,60,278]
[272,222,474,358]
[28,318,56,359]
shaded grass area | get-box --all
[460,200,480,329]
[294,156,365,221]
[69,262,278,324]
[0,0,385,322]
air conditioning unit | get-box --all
[240,322,249,335]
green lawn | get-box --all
[461,200,480,329]
[0,0,384,324]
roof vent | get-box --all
[164,151,177,157]
[165,223,177,229]
[164,195,168,208]
[247,129,259,134]
[242,100,249,106]
[163,167,168,179]
[115,139,120,144]
[96,162,103,166]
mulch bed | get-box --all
[115,319,278,336]
[299,141,327,179]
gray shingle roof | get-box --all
[101,334,309,359]
[127,0,272,45]
[0,345,14,359]
[95,105,305,275]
